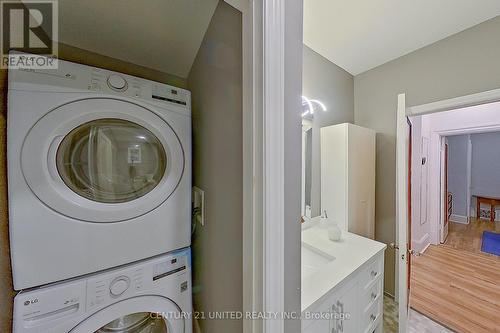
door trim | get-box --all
[241,1,303,332]
[406,87,500,116]
[263,1,286,332]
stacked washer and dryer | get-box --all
[8,58,193,333]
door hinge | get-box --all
[389,242,399,250]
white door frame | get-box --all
[397,87,500,332]
[466,135,472,220]
[395,94,409,333]
[236,0,302,333]
[233,1,262,333]
[439,136,448,243]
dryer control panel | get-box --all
[9,55,191,113]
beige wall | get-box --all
[188,2,243,332]
[354,16,500,295]
[0,44,187,332]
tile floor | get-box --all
[383,295,454,333]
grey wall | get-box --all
[354,16,500,295]
[188,2,243,332]
[471,132,500,198]
[303,45,354,217]
[284,1,303,332]
[448,135,469,217]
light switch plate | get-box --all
[192,186,205,226]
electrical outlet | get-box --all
[192,186,205,226]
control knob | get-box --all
[109,276,130,297]
[107,74,128,91]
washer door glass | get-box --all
[95,312,168,332]
[56,119,166,203]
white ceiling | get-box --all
[304,1,500,75]
[58,0,219,78]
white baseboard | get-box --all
[449,214,468,224]
[420,242,431,254]
[412,233,430,253]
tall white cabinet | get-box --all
[321,123,376,239]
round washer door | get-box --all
[69,296,184,333]
[22,98,185,222]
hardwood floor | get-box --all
[410,244,500,333]
[445,218,500,257]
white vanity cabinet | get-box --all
[302,252,384,333]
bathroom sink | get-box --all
[301,242,335,280]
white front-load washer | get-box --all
[13,248,192,333]
[8,58,191,290]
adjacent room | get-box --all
[408,104,500,333]
[447,132,500,254]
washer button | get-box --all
[107,74,127,90]
[109,276,130,297]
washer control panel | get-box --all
[86,268,144,310]
[85,248,189,312]
[109,276,130,297]
[13,248,191,332]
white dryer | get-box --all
[8,58,191,290]
[13,248,192,333]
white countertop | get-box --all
[301,225,386,311]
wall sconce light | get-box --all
[302,95,327,117]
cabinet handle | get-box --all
[337,301,344,332]
[370,314,376,321]
[370,270,378,278]
[371,292,377,300]
[331,304,337,333]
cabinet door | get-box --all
[320,124,348,231]
[331,282,358,333]
[347,124,376,239]
[302,313,330,333]
[302,303,331,333]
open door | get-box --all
[440,140,450,243]
[406,118,412,304]
[396,94,410,333]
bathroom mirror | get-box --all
[301,119,313,219]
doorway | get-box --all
[401,97,500,333]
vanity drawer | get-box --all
[361,297,382,333]
[359,255,383,290]
[361,278,383,312]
